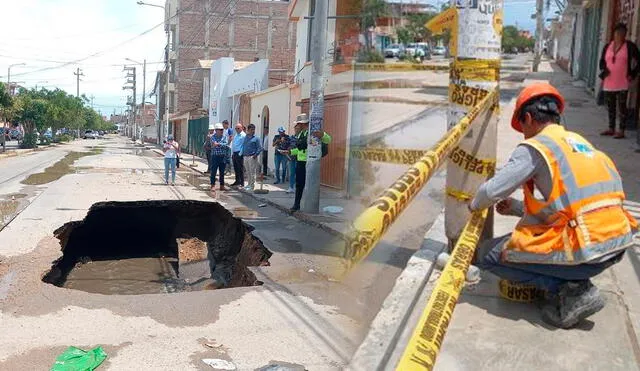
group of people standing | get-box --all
[201,113,331,211]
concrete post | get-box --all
[301,0,328,214]
[444,0,503,249]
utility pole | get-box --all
[441,0,503,249]
[533,0,544,72]
[74,68,85,138]
[123,66,137,141]
[141,59,146,142]
[90,95,95,109]
[301,0,328,214]
[165,31,170,142]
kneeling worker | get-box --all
[469,83,637,328]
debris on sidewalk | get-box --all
[202,358,236,370]
[322,206,343,214]
[51,346,107,371]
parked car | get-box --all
[9,129,23,141]
[432,46,446,56]
[383,43,404,58]
[405,43,419,57]
[417,45,431,60]
[83,130,98,139]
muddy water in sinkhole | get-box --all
[43,200,272,295]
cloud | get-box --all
[1,0,166,114]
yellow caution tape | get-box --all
[354,63,449,72]
[343,89,498,269]
[349,147,496,177]
[449,84,491,109]
[350,147,428,165]
[450,59,500,82]
[448,147,496,177]
[395,209,488,370]
[498,279,545,303]
[445,187,473,202]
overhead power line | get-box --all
[10,3,196,78]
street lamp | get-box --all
[137,1,165,9]
[137,0,169,144]
[7,63,26,88]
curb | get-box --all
[149,147,348,240]
[347,211,447,370]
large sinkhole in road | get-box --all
[42,200,272,295]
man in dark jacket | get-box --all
[598,23,640,139]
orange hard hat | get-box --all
[511,83,565,132]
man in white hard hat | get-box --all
[209,122,230,192]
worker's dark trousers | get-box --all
[293,161,306,209]
[232,152,244,185]
[476,234,624,293]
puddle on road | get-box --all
[43,200,272,295]
[184,173,211,190]
[0,200,19,228]
[21,149,103,185]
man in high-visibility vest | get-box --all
[289,113,332,212]
[469,82,638,328]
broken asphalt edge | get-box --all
[346,211,446,371]
[149,147,348,241]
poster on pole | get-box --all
[307,101,324,162]
[456,0,502,60]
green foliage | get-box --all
[395,12,438,44]
[502,25,535,52]
[357,49,386,63]
[7,87,110,136]
[20,133,38,149]
[361,0,389,50]
[57,134,73,142]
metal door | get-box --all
[301,94,349,189]
[580,0,603,88]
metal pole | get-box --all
[132,67,137,141]
[301,0,328,214]
[533,0,544,72]
[165,31,170,141]
[141,59,146,144]
[444,0,502,249]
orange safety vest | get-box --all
[505,124,637,265]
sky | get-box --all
[1,0,553,116]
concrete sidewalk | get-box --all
[350,60,640,370]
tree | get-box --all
[394,12,438,44]
[502,25,534,52]
[361,0,388,50]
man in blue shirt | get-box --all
[209,123,229,192]
[223,120,233,174]
[230,123,246,187]
[240,123,263,190]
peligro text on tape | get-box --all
[448,147,497,176]
[449,59,500,83]
[395,209,488,370]
[350,147,427,165]
[343,90,498,269]
[449,84,490,109]
[498,279,545,303]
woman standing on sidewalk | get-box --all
[163,135,180,185]
[599,23,640,139]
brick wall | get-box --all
[175,0,296,114]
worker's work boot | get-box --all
[541,280,605,329]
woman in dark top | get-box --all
[599,23,640,139]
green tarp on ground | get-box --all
[51,346,107,371]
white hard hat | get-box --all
[214,123,224,130]
[208,123,215,130]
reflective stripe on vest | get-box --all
[506,125,636,265]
